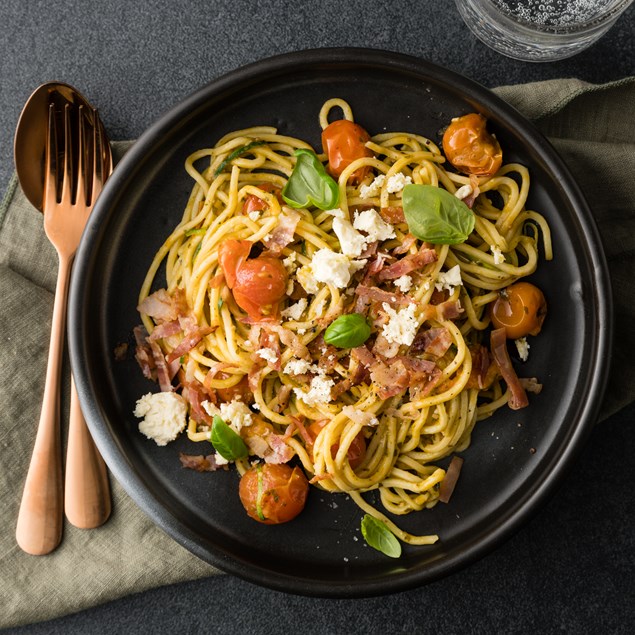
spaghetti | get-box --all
[134,98,551,547]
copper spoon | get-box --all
[14,83,112,554]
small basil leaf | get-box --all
[210,415,248,461]
[281,149,339,210]
[324,314,371,349]
[214,140,266,177]
[402,184,475,245]
[360,514,402,558]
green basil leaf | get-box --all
[214,140,266,177]
[402,184,475,245]
[360,514,402,558]
[324,314,371,349]
[281,149,339,210]
[210,415,248,461]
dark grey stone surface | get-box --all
[2,1,634,633]
[1,0,634,195]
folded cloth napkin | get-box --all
[1,77,634,628]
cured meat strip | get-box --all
[377,244,437,281]
[490,327,528,410]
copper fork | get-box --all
[16,102,111,555]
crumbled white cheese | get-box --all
[220,400,253,433]
[332,217,367,258]
[515,337,530,362]
[282,251,297,273]
[203,398,253,434]
[393,274,413,293]
[342,405,379,427]
[325,207,346,218]
[385,172,413,194]
[311,249,353,288]
[248,211,260,221]
[359,174,386,199]
[349,258,368,274]
[435,265,463,293]
[297,265,320,294]
[256,347,279,363]
[353,209,396,243]
[454,184,473,200]
[281,297,308,321]
[134,392,187,446]
[283,358,316,375]
[491,245,505,265]
[214,453,229,466]
[294,375,335,406]
[381,303,419,347]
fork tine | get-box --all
[59,103,73,205]
[100,112,113,179]
[76,105,87,207]
[91,109,100,205]
[43,103,58,210]
[90,108,109,204]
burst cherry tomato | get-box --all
[321,119,373,184]
[232,256,288,318]
[443,113,503,176]
[490,281,547,339]
[239,463,309,524]
[218,240,288,319]
[308,421,367,470]
[218,239,252,288]
[242,183,282,215]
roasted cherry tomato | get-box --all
[321,119,373,184]
[489,281,547,339]
[218,240,288,319]
[242,183,282,215]
[218,239,252,288]
[232,256,288,319]
[239,463,309,524]
[442,113,503,176]
[308,421,367,470]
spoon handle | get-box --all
[64,378,111,528]
[15,255,70,555]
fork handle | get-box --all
[64,377,111,528]
[15,254,71,555]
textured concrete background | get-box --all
[2,0,634,194]
[2,1,634,633]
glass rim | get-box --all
[465,0,634,35]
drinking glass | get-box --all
[455,0,634,62]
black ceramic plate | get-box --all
[68,48,611,597]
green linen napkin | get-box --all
[1,77,634,628]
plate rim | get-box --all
[69,47,613,597]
